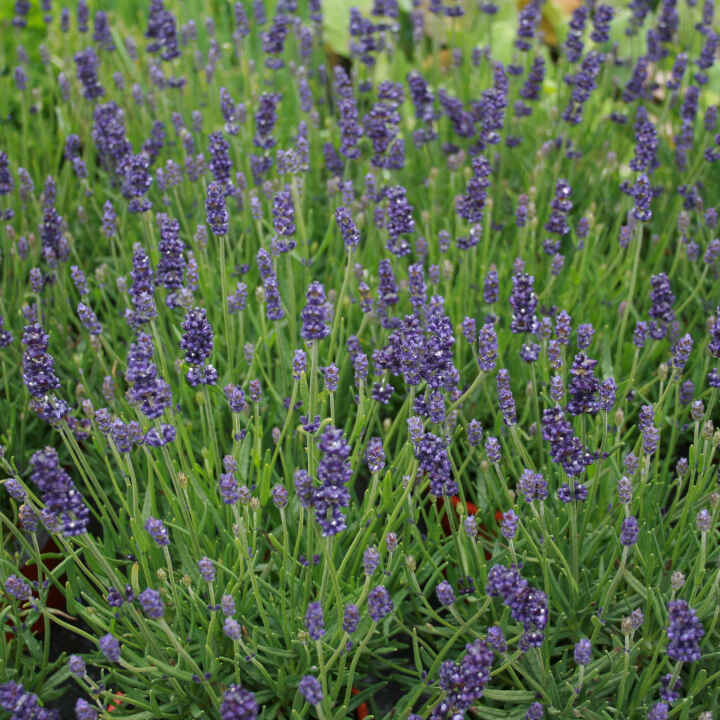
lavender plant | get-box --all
[1,1,720,719]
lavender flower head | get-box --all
[509,272,537,333]
[305,601,325,640]
[666,599,704,662]
[367,585,394,621]
[298,676,323,706]
[574,637,592,665]
[220,684,258,720]
[145,515,170,546]
[138,588,164,618]
[206,181,229,236]
[436,580,456,606]
[312,425,353,536]
[180,307,217,387]
[300,281,331,342]
[29,447,89,536]
[99,633,121,662]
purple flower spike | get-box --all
[298,675,323,706]
[300,282,331,342]
[221,684,258,720]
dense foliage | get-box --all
[1,0,720,718]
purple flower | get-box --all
[228,283,248,314]
[322,364,339,392]
[365,437,385,474]
[75,698,99,720]
[509,273,537,334]
[69,655,86,676]
[566,353,601,416]
[99,633,120,662]
[206,181,229,236]
[74,47,104,99]
[3,478,25,502]
[271,188,296,253]
[487,625,506,653]
[518,469,547,503]
[138,588,164,619]
[515,0,541,50]
[617,476,633,505]
[496,369,517,426]
[630,106,658,173]
[363,545,380,575]
[483,267,498,304]
[197,557,215,583]
[337,604,360,637]
[562,52,605,124]
[631,173,653,222]
[576,323,594,349]
[574,637,592,665]
[156,215,186,299]
[4,574,31,601]
[434,639,493,717]
[415,431,457,496]
[145,515,170,546]
[0,682,56,720]
[367,585,393,621]
[672,333,693,370]
[121,153,153,213]
[648,702,669,720]
[224,617,242,640]
[262,13,290,69]
[385,185,415,256]
[467,419,483,447]
[457,155,491,224]
[221,594,236,617]
[263,275,285,321]
[292,349,306,381]
[501,509,519,540]
[298,675,323,706]
[487,564,547,641]
[22,322,63,401]
[485,436,501,463]
[268,483,288,510]
[220,684,258,720]
[208,131,232,186]
[313,426,353,536]
[180,308,216,386]
[599,378,616,412]
[590,4,613,43]
[520,342,540,364]
[305,601,325,640]
[336,206,360,249]
[526,702,544,720]
[300,282,331,342]
[542,406,598,477]
[29,447,89,536]
[478,321,498,372]
[545,179,572,238]
[620,516,639,546]
[125,333,172,419]
[436,580,456,606]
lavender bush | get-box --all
[1,1,720,718]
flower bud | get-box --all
[703,420,715,439]
[670,571,685,590]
